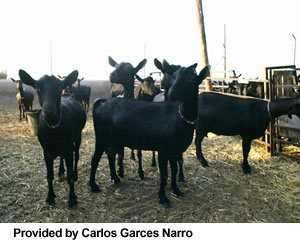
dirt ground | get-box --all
[1,104,300,223]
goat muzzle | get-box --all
[42,105,62,128]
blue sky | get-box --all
[0,0,299,80]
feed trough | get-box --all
[25,109,41,137]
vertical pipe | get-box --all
[222,23,226,92]
[292,34,296,66]
[270,69,275,156]
[264,67,270,154]
[195,0,212,91]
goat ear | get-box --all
[134,59,147,73]
[19,69,37,88]
[108,56,118,67]
[154,58,164,73]
[189,63,198,69]
[162,59,174,75]
[135,74,144,82]
[63,70,79,87]
[197,65,211,85]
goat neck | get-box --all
[178,95,198,125]
[168,66,204,125]
[123,81,134,99]
[269,97,300,119]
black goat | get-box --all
[74,77,91,112]
[131,74,161,172]
[90,62,210,207]
[108,56,147,99]
[195,91,300,174]
[70,85,91,112]
[152,59,185,182]
[11,78,34,120]
[154,58,181,100]
[59,75,91,112]
[19,70,86,208]
[107,56,147,179]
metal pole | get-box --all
[292,34,296,65]
[195,0,212,91]
[292,34,296,66]
[222,23,226,92]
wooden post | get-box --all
[195,0,212,91]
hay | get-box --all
[1,104,300,222]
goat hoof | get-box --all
[113,177,121,185]
[58,174,65,182]
[46,197,55,206]
[243,168,252,174]
[242,165,252,174]
[159,197,171,208]
[68,199,78,208]
[178,176,185,182]
[139,171,145,180]
[90,183,102,193]
[173,188,184,197]
[201,161,210,167]
[118,171,124,178]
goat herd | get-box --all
[10,57,300,209]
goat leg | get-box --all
[44,153,56,206]
[107,151,121,184]
[242,138,252,174]
[19,105,22,121]
[195,130,209,167]
[86,102,90,113]
[158,152,171,208]
[117,148,124,178]
[137,149,144,180]
[89,142,104,193]
[130,149,136,161]
[74,136,82,181]
[151,151,156,167]
[65,152,77,208]
[170,155,184,197]
[58,156,65,181]
[177,154,184,182]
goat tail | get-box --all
[93,98,107,114]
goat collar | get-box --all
[178,107,195,126]
[43,108,62,129]
[267,101,273,120]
